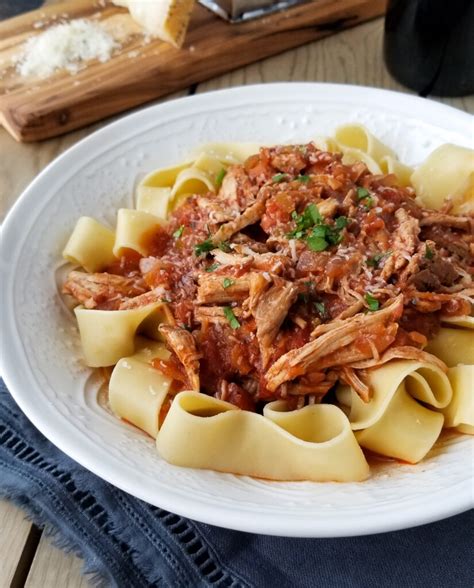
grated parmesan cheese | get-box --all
[17,18,118,78]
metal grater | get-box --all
[199,0,310,22]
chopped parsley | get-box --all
[223,306,240,329]
[296,174,310,183]
[366,251,391,268]
[363,196,375,210]
[356,187,374,210]
[314,301,327,318]
[287,203,347,249]
[356,187,370,200]
[287,204,321,239]
[306,236,328,251]
[311,225,327,238]
[308,203,323,224]
[365,293,380,311]
[217,241,231,253]
[272,173,288,183]
[215,168,227,187]
[172,225,185,239]
[195,237,214,256]
[160,298,171,303]
[425,245,434,260]
[205,263,220,272]
[335,216,349,229]
[222,277,235,289]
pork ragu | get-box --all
[63,143,473,409]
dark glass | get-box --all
[384,0,474,97]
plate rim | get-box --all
[1,83,473,537]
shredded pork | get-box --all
[64,142,473,408]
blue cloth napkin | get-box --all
[0,379,473,588]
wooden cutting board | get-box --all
[0,0,386,142]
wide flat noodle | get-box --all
[113,209,163,257]
[140,160,193,190]
[379,155,414,187]
[312,136,340,152]
[411,143,474,214]
[340,147,382,175]
[192,153,225,176]
[425,327,474,367]
[440,315,474,330]
[441,365,474,435]
[334,123,396,163]
[139,303,175,341]
[354,383,444,463]
[338,360,452,430]
[63,217,116,273]
[109,338,171,438]
[156,391,369,482]
[136,186,172,219]
[333,124,416,184]
[75,302,161,367]
[170,166,216,199]
[336,359,451,463]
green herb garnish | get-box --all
[172,225,185,239]
[356,187,370,200]
[335,216,349,229]
[206,263,220,272]
[314,301,327,318]
[215,168,227,187]
[425,245,434,260]
[296,175,310,184]
[223,277,235,289]
[287,204,321,239]
[287,203,347,248]
[363,196,375,210]
[218,241,231,252]
[272,173,288,183]
[307,203,322,224]
[195,237,214,256]
[356,187,374,209]
[366,253,384,268]
[223,306,240,329]
[311,225,327,238]
[365,293,380,311]
[306,236,328,252]
[160,298,171,303]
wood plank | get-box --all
[0,499,36,587]
[0,0,386,142]
[25,534,91,588]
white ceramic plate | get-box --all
[1,84,473,538]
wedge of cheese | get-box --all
[113,0,195,48]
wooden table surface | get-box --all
[1,10,473,588]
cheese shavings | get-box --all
[17,19,118,78]
[113,0,195,48]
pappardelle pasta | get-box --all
[61,124,474,482]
